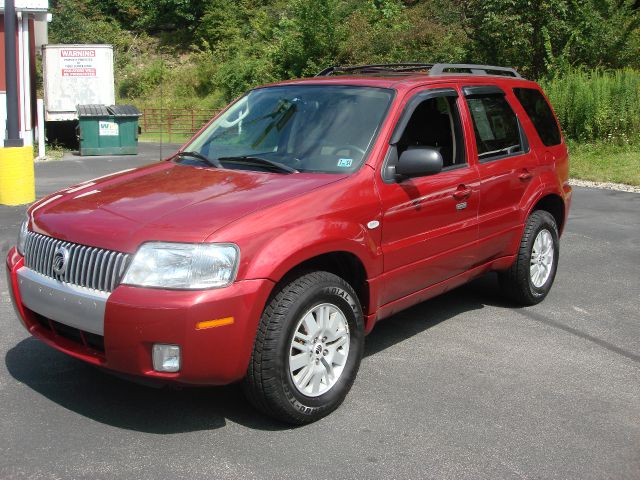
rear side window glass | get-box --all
[514,88,561,146]
[465,95,522,160]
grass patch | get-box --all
[33,143,66,162]
[568,141,640,185]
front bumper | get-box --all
[6,247,274,385]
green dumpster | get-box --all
[77,104,141,156]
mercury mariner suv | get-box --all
[7,63,571,424]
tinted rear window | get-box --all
[514,88,562,146]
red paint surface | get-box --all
[8,74,571,385]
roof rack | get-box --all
[430,63,522,78]
[315,63,522,79]
[316,63,434,76]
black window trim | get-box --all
[463,85,530,164]
[382,88,468,183]
[462,85,505,97]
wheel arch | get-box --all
[530,193,565,234]
[272,250,370,318]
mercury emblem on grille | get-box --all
[52,246,70,275]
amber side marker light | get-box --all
[196,317,235,330]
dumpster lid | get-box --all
[107,105,141,117]
[77,104,110,117]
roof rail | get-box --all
[430,63,522,78]
[315,63,522,78]
[316,63,434,76]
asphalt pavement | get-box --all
[1,145,638,479]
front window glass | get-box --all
[398,96,466,168]
[184,85,393,174]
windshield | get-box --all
[183,85,394,174]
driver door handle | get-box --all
[452,185,472,200]
[518,169,533,181]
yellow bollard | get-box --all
[0,146,35,206]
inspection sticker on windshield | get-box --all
[337,158,353,168]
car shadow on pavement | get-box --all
[4,339,283,433]
[363,273,506,358]
[5,274,509,433]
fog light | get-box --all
[152,344,181,373]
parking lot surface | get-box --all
[1,145,639,479]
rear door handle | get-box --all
[452,185,472,200]
[518,169,533,181]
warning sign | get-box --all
[99,121,119,136]
[61,49,97,77]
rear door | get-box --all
[377,86,480,306]
[513,87,568,217]
[462,85,539,262]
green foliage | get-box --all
[214,53,275,101]
[542,68,640,142]
[49,0,148,74]
[118,59,165,99]
[48,0,640,145]
[273,0,343,78]
[462,0,640,78]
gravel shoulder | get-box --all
[570,178,640,193]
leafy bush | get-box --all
[118,60,166,98]
[542,69,640,142]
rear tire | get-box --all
[499,210,559,306]
[243,271,364,425]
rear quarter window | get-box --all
[514,88,562,146]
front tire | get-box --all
[243,271,364,425]
[499,210,560,306]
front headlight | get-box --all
[17,220,29,256]
[122,242,239,289]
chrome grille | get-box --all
[23,231,130,293]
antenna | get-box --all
[159,56,164,161]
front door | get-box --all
[377,87,480,306]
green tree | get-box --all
[272,0,344,77]
[462,0,640,77]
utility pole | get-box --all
[0,0,35,205]
[4,0,22,147]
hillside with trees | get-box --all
[48,0,640,183]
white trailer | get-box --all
[42,44,115,122]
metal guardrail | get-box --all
[140,108,221,139]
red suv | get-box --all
[7,63,571,424]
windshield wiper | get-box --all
[176,151,223,168]
[218,156,298,174]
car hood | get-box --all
[30,161,345,253]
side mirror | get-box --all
[395,147,443,178]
